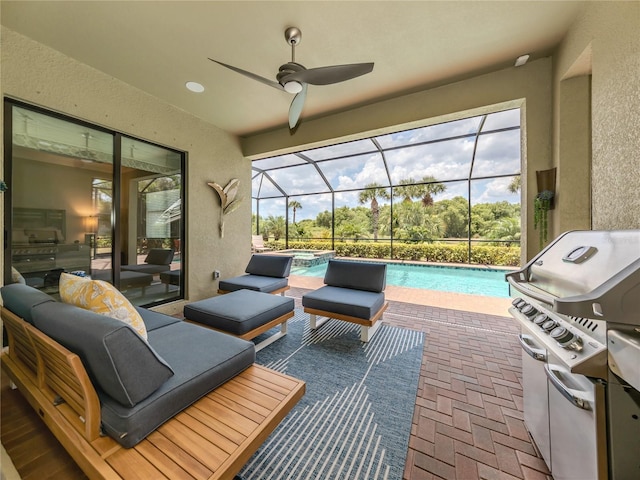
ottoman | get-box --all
[92,270,153,293]
[183,289,294,351]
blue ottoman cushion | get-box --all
[184,290,294,335]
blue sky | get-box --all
[253,109,521,220]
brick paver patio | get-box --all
[289,279,552,480]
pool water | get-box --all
[290,261,514,298]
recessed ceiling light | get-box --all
[186,81,205,93]
[515,54,530,67]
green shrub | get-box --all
[266,240,520,267]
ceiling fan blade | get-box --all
[289,83,308,129]
[209,58,284,91]
[284,62,374,86]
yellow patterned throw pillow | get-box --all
[59,273,148,340]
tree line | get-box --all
[254,177,521,246]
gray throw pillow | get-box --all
[323,260,387,292]
[31,301,174,407]
[144,248,174,265]
[245,254,293,278]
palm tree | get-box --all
[288,200,302,224]
[507,176,521,194]
[394,178,420,203]
[394,176,447,206]
[488,217,521,247]
[417,176,447,206]
[358,183,390,241]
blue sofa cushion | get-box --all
[136,307,181,332]
[323,260,387,293]
[99,321,255,447]
[30,302,174,408]
[302,285,386,320]
[245,254,292,278]
[219,274,289,293]
[0,284,55,324]
[184,290,294,335]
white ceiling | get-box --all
[1,1,585,137]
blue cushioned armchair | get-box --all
[301,259,388,342]
[218,254,293,295]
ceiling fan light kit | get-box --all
[209,26,374,130]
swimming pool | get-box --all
[290,261,514,298]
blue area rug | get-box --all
[240,309,425,480]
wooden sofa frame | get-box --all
[1,306,305,480]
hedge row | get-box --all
[264,241,521,267]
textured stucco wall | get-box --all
[242,59,555,262]
[554,2,640,231]
[554,75,592,234]
[0,27,252,304]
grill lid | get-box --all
[507,230,640,324]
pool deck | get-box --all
[289,274,512,317]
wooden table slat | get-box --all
[107,444,169,480]
[175,411,239,455]
[193,396,259,437]
[186,404,247,446]
[146,431,213,480]
[158,420,228,470]
[135,441,197,480]
[211,386,272,421]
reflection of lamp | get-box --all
[84,215,98,233]
[84,216,98,258]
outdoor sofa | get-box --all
[302,259,388,342]
[0,282,305,479]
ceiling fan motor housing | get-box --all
[277,62,305,93]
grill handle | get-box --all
[544,364,591,410]
[507,276,555,305]
[518,334,546,361]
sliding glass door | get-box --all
[4,100,185,306]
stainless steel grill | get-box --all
[506,229,640,480]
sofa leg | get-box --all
[254,321,288,352]
[309,313,330,330]
[361,321,381,342]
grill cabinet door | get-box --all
[520,331,551,468]
[546,359,606,480]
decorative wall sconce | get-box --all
[208,179,242,238]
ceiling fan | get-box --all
[209,26,374,130]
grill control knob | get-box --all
[520,304,538,318]
[550,327,583,351]
[542,319,558,332]
[533,313,549,326]
[511,297,523,307]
